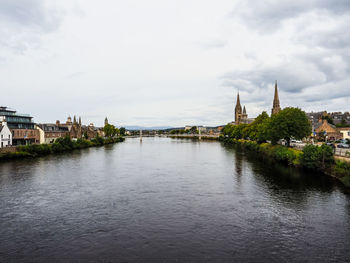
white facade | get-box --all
[0,122,12,148]
[339,129,350,140]
[35,125,45,144]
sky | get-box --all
[0,0,349,127]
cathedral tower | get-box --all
[271,81,281,115]
[235,92,242,124]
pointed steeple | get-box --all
[79,116,81,126]
[236,92,241,108]
[235,92,243,124]
[73,115,77,123]
[271,80,281,115]
[104,117,108,126]
[243,105,246,114]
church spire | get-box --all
[271,80,281,115]
[235,92,243,124]
[236,92,241,108]
[243,105,246,114]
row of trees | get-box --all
[103,124,126,137]
[223,107,311,146]
[169,126,198,135]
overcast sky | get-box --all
[0,0,349,127]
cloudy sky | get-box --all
[0,0,349,127]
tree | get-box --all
[190,126,198,134]
[301,144,334,170]
[322,115,334,125]
[104,124,116,137]
[119,127,126,136]
[245,111,270,142]
[268,107,311,146]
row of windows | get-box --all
[12,130,37,138]
[6,116,33,123]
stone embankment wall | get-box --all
[0,147,17,153]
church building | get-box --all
[271,81,281,115]
[234,93,253,125]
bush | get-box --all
[301,144,334,170]
[17,144,51,155]
[271,146,296,165]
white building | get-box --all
[339,128,350,140]
[0,121,12,148]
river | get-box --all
[0,137,349,262]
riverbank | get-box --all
[219,137,350,189]
[167,134,219,140]
[0,136,125,160]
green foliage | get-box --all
[17,144,51,155]
[119,127,126,136]
[91,135,105,146]
[1,135,125,160]
[321,115,334,125]
[190,126,198,134]
[104,124,117,137]
[269,107,311,145]
[301,144,334,170]
[334,160,350,176]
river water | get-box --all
[0,137,349,262]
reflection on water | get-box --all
[0,137,349,262]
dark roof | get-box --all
[39,124,69,132]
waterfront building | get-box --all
[0,120,12,148]
[0,106,39,145]
[271,81,281,115]
[59,115,82,139]
[81,123,98,139]
[36,122,70,144]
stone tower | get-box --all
[104,117,108,126]
[235,92,243,124]
[242,105,248,120]
[271,81,281,115]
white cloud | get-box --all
[0,0,348,127]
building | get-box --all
[314,119,342,141]
[59,115,82,139]
[104,117,109,126]
[0,106,39,145]
[234,93,254,124]
[0,120,12,148]
[81,123,98,139]
[271,81,281,115]
[338,127,350,140]
[36,122,70,144]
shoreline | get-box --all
[219,137,350,189]
[0,136,125,161]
